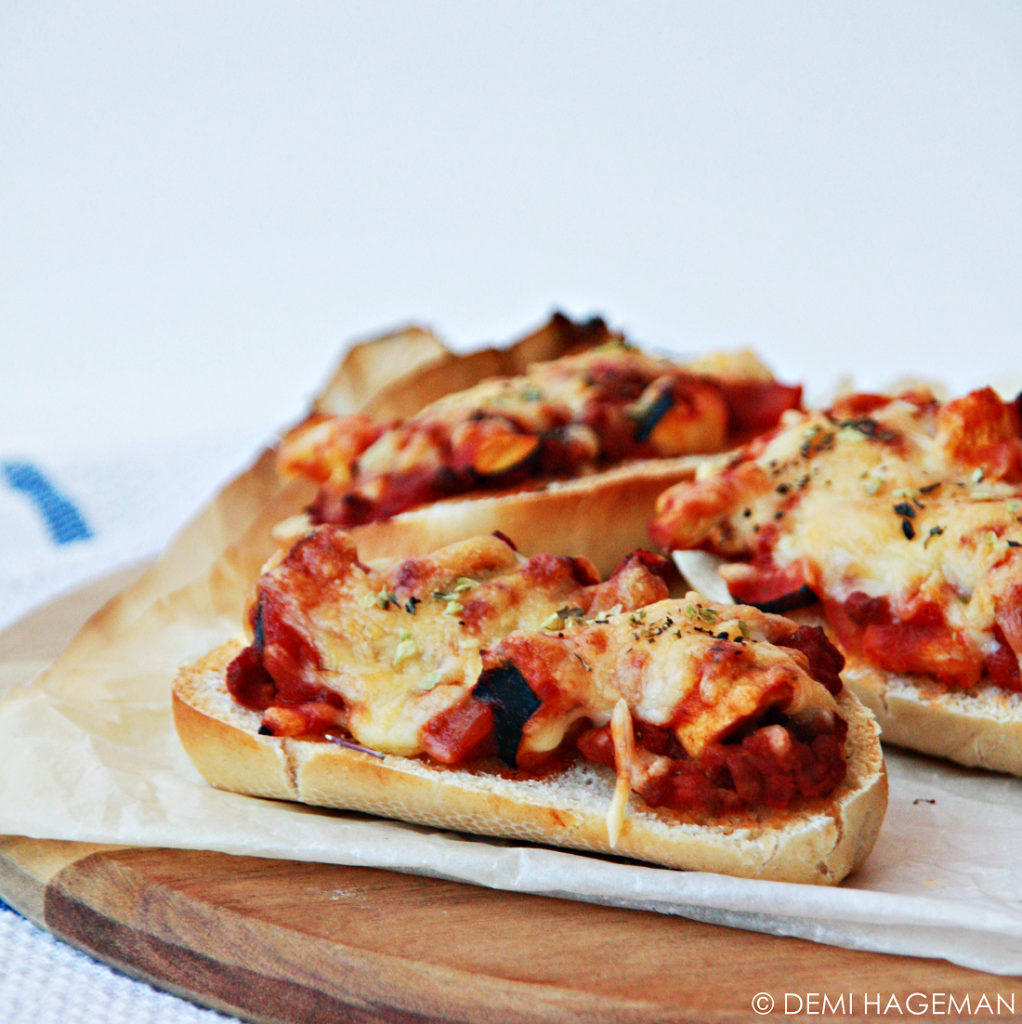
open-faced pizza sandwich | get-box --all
[273,313,802,575]
[174,526,887,885]
[652,385,1022,775]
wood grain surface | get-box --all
[3,836,1021,1024]
[2,571,1020,1023]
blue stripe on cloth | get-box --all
[2,460,94,545]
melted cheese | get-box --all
[253,529,837,766]
[254,529,667,754]
[606,698,634,847]
[490,595,837,759]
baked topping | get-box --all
[277,341,801,527]
[228,528,669,754]
[226,526,847,816]
[651,386,1022,692]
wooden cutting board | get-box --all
[4,834,1021,1024]
[2,573,1020,1023]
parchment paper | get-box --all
[2,320,1022,976]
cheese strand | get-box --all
[606,697,634,847]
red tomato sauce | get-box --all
[577,715,847,815]
[827,592,986,689]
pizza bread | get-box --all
[654,386,1022,774]
[173,529,887,885]
[174,640,885,885]
[273,314,802,576]
[271,457,705,577]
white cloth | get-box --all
[0,436,265,629]
[0,437,259,1024]
[0,908,227,1024]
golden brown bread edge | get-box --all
[790,609,1022,776]
[173,638,888,886]
[273,457,703,578]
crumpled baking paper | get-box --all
[1,323,1021,976]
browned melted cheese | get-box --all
[277,344,801,527]
[483,596,838,760]
[235,528,669,755]
[651,387,1022,691]
[234,525,834,743]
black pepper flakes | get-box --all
[893,502,916,519]
[902,519,916,540]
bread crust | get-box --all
[273,457,702,577]
[786,609,1022,775]
[173,639,888,886]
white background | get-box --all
[2,2,1020,456]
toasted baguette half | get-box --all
[789,609,1022,776]
[275,314,801,575]
[174,638,888,886]
[272,457,701,577]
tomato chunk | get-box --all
[833,594,984,689]
[986,626,1022,692]
[421,698,495,764]
[725,560,814,613]
[719,380,803,441]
